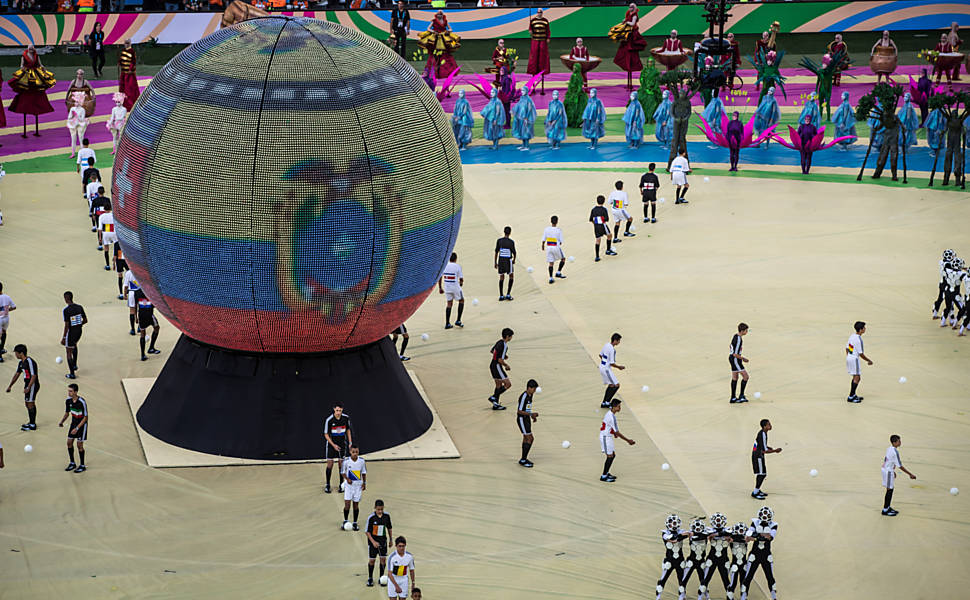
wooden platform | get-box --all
[122,371,459,468]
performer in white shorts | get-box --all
[386,536,415,599]
[599,398,635,482]
[881,434,916,517]
[97,202,117,271]
[670,150,691,204]
[0,282,17,361]
[541,215,566,284]
[608,180,635,240]
[122,268,141,335]
[598,332,624,408]
[342,445,366,530]
[845,321,872,403]
[438,252,464,329]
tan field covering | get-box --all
[0,165,967,599]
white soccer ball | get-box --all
[754,392,762,399]
[659,197,666,204]
[24,444,33,453]
[899,376,907,384]
[535,386,542,393]
[379,576,389,586]
[703,177,710,183]
[809,469,818,477]
[472,298,480,306]
[661,463,670,471]
[420,333,429,341]
[55,356,63,364]
[562,440,571,449]
[641,385,650,393]
[951,487,960,496]
[630,225,636,232]
[526,266,534,273]
[342,522,353,531]
[568,256,576,262]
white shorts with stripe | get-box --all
[545,246,565,263]
[881,468,895,489]
[600,366,618,385]
[846,356,861,376]
[672,172,688,186]
[444,288,463,302]
[600,434,615,455]
[102,232,118,246]
[612,208,631,222]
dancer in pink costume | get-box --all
[66,91,89,158]
[107,92,128,155]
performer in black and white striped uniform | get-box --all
[729,323,750,404]
[655,514,689,600]
[700,512,734,600]
[739,506,778,600]
[679,518,710,599]
[515,379,539,468]
[727,522,749,599]
[932,249,956,319]
[941,257,966,329]
[958,265,970,336]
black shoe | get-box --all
[505,295,513,301]
[117,294,124,300]
[651,218,657,223]
[129,329,137,336]
[65,373,77,379]
[595,257,601,262]
[882,508,898,517]
[352,522,359,531]
[612,238,622,244]
[605,473,617,480]
[367,578,375,587]
[751,491,767,499]
[498,296,505,301]
[0,356,3,363]
[21,423,31,431]
[455,321,463,328]
[605,250,618,256]
[141,355,148,361]
[148,348,161,354]
[599,474,615,482]
[400,355,410,361]
[104,265,111,271]
[519,460,534,468]
[555,273,566,279]
[680,199,689,204]
[738,395,749,403]
[488,395,497,404]
[600,400,612,408]
[623,232,636,237]
[444,323,454,329]
[324,484,332,494]
[492,402,507,411]
[74,465,86,473]
[643,218,649,223]
[28,423,36,430]
[730,397,739,404]
[847,396,862,403]
[65,462,77,472]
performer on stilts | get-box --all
[66,92,89,158]
[118,39,141,111]
[7,45,55,138]
[610,3,647,91]
[948,22,963,82]
[545,90,567,149]
[420,10,460,78]
[527,8,550,95]
[826,34,849,86]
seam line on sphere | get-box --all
[300,20,380,348]
[246,18,288,353]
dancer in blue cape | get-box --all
[511,86,537,150]
[482,87,506,150]
[544,89,567,149]
[451,89,474,150]
[622,91,645,149]
[754,86,781,147]
[896,91,919,149]
[832,91,857,150]
[582,88,606,149]
[653,89,673,146]
[798,92,821,129]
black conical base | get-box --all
[136,335,431,461]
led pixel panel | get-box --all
[114,17,462,353]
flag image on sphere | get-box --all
[113,16,462,354]
[118,16,462,461]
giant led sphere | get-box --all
[113,17,462,353]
